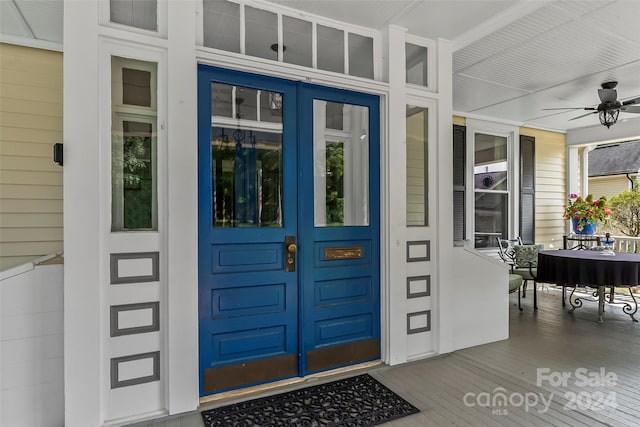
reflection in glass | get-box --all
[406,106,428,226]
[211,128,282,227]
[110,0,157,31]
[203,0,240,53]
[283,16,312,67]
[111,56,157,232]
[406,43,428,86]
[317,25,344,74]
[325,101,344,130]
[474,133,507,190]
[474,192,508,248]
[210,82,284,228]
[112,120,157,230]
[348,33,373,79]
[474,133,509,248]
[325,142,344,225]
[314,100,369,227]
[245,6,278,61]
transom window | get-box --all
[202,0,376,79]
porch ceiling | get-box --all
[2,0,640,134]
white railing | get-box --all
[608,235,640,253]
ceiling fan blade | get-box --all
[598,88,617,103]
[622,96,640,106]
[621,105,640,113]
[569,111,597,121]
[542,107,596,111]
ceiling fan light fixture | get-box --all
[598,108,619,128]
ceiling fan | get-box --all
[543,81,640,128]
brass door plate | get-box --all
[324,246,363,260]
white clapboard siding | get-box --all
[0,43,63,271]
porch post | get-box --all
[435,38,454,354]
[166,0,199,414]
[384,24,409,365]
[63,1,102,425]
[566,145,580,196]
[580,145,595,197]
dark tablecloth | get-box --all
[537,250,640,287]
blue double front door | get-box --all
[198,65,380,396]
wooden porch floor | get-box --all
[131,288,640,427]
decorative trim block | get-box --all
[407,310,431,334]
[110,302,160,337]
[406,275,431,299]
[406,241,430,262]
[110,351,160,389]
[110,252,159,284]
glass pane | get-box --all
[111,57,157,232]
[325,101,344,130]
[211,82,233,118]
[110,0,157,31]
[211,83,284,228]
[406,43,428,86]
[259,91,283,123]
[245,6,278,61]
[112,120,157,231]
[212,84,280,126]
[474,192,507,248]
[234,87,258,121]
[317,25,344,74]
[211,128,283,227]
[348,33,373,79]
[122,68,151,107]
[203,0,240,52]
[283,16,312,67]
[474,133,507,191]
[406,106,428,226]
[314,100,369,227]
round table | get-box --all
[537,250,640,322]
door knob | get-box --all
[285,236,296,272]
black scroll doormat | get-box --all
[200,373,419,426]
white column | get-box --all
[435,38,455,354]
[384,25,408,365]
[63,1,102,425]
[167,0,199,415]
[580,145,595,197]
[566,145,580,197]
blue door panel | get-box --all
[314,277,371,307]
[212,325,288,363]
[211,243,284,274]
[312,266,373,281]
[315,314,374,344]
[212,283,287,319]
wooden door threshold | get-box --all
[199,360,383,406]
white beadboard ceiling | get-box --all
[2,0,639,133]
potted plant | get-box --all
[563,193,610,234]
